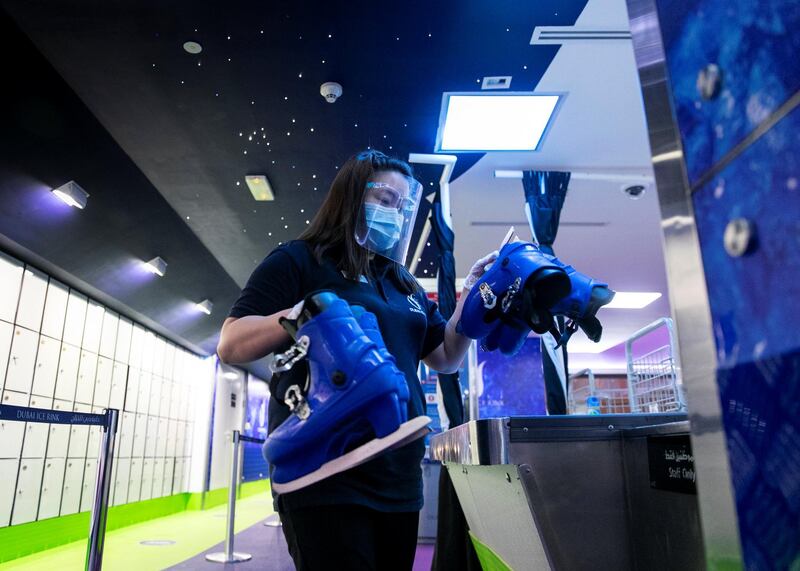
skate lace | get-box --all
[271,335,310,373]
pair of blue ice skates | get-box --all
[458,241,616,355]
[263,292,430,493]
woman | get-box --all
[217,149,495,570]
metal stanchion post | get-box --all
[206,430,252,563]
[85,409,119,571]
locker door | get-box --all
[38,457,66,520]
[155,418,167,458]
[0,321,13,393]
[112,458,130,506]
[40,281,68,340]
[118,412,135,458]
[0,391,27,458]
[82,302,104,355]
[16,268,47,332]
[5,326,39,394]
[132,414,146,457]
[151,458,164,498]
[140,332,155,373]
[0,252,23,324]
[86,422,102,463]
[45,400,73,457]
[165,420,177,458]
[169,382,181,419]
[152,338,166,378]
[67,404,92,458]
[159,381,172,419]
[162,458,175,496]
[31,335,60,397]
[53,343,80,401]
[0,459,19,527]
[163,344,176,382]
[136,372,151,414]
[127,458,142,503]
[93,356,112,408]
[139,459,154,501]
[147,377,162,418]
[74,351,97,405]
[22,395,52,458]
[175,422,186,459]
[128,325,144,371]
[80,459,96,512]
[109,362,127,410]
[11,458,44,525]
[114,319,132,364]
[60,459,84,515]
[98,311,118,359]
[173,458,185,493]
[62,292,87,347]
[144,416,158,458]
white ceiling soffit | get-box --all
[531,27,632,44]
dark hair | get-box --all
[299,149,420,294]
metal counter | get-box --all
[431,414,704,571]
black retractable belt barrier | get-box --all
[0,405,118,571]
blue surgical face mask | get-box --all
[363,203,403,252]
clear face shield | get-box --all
[355,172,423,265]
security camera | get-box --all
[622,184,647,199]
[320,82,343,103]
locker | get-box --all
[155,418,168,458]
[139,459,154,501]
[140,332,155,373]
[15,267,48,332]
[159,381,172,419]
[128,325,144,371]
[165,420,178,457]
[45,400,73,456]
[127,458,143,503]
[80,459,97,512]
[5,326,39,394]
[60,458,84,515]
[62,292,87,347]
[163,344,176,382]
[144,416,158,458]
[114,319,132,364]
[112,458,130,506]
[147,376,162,417]
[0,459,19,527]
[93,356,112,408]
[124,367,139,412]
[38,457,66,520]
[0,320,13,392]
[67,404,92,458]
[109,362,127,410]
[40,280,68,340]
[74,351,97,404]
[31,335,60,397]
[132,413,147,457]
[0,252,23,324]
[118,412,135,458]
[11,458,44,525]
[98,311,118,359]
[175,422,187,458]
[0,391,27,458]
[162,458,175,496]
[21,395,52,458]
[86,423,102,462]
[136,372,151,414]
[171,349,184,383]
[152,338,166,378]
[173,458,185,493]
[151,458,164,499]
[82,302,104,355]
[53,343,80,401]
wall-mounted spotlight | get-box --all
[195,299,213,315]
[52,181,89,209]
[143,256,168,276]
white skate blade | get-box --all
[271,416,432,494]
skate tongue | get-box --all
[299,291,340,324]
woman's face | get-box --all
[364,170,412,212]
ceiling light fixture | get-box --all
[435,92,562,152]
[245,175,275,201]
[52,181,89,209]
[143,256,167,276]
[223,371,238,380]
[195,299,213,315]
[604,292,662,309]
[183,41,202,54]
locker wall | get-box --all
[0,250,203,528]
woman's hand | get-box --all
[463,250,499,291]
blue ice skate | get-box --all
[480,321,530,356]
[458,241,571,340]
[264,292,430,494]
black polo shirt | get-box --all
[228,240,447,512]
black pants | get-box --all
[280,504,419,571]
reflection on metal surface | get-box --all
[625,0,742,564]
[430,418,508,465]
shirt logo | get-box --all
[407,294,425,316]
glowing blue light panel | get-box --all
[435,93,561,152]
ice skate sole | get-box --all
[271,416,432,494]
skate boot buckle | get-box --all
[479,282,497,309]
[501,277,521,313]
[285,385,312,420]
[271,335,310,373]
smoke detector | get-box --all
[320,82,343,103]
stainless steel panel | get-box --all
[625,0,741,564]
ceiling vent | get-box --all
[481,76,512,90]
[531,27,631,45]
